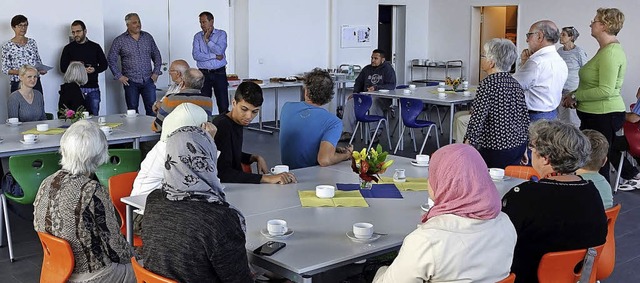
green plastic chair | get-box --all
[1,152,61,262]
[96,149,141,188]
[45,112,54,120]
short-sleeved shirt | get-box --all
[279,102,342,169]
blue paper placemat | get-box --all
[336,183,403,199]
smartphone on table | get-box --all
[253,241,286,256]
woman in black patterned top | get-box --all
[465,38,530,168]
[33,120,135,283]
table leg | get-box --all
[449,105,455,144]
[302,276,313,283]
[265,88,280,131]
[247,100,274,134]
[125,204,133,245]
[133,138,140,149]
[398,99,404,151]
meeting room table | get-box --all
[121,155,523,282]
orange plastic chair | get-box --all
[241,163,252,173]
[496,273,516,283]
[537,244,605,283]
[131,257,177,283]
[505,165,540,181]
[108,172,143,247]
[37,232,74,283]
[596,204,622,280]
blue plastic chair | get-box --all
[394,98,440,154]
[348,94,392,151]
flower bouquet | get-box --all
[58,105,86,123]
[351,144,394,189]
[445,77,461,91]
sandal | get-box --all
[619,179,640,191]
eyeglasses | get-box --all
[590,20,601,25]
[525,32,536,39]
[15,23,28,28]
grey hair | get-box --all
[63,62,88,85]
[533,20,560,44]
[183,68,204,89]
[484,38,517,72]
[171,59,189,76]
[304,68,334,105]
[125,13,139,23]
[529,120,591,173]
[59,120,109,175]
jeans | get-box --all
[528,109,558,122]
[578,110,626,182]
[123,79,156,116]
[478,143,527,169]
[201,68,229,114]
[81,87,101,116]
[10,79,43,94]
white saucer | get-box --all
[421,198,435,212]
[346,231,381,243]
[378,89,390,93]
[6,122,22,126]
[260,228,294,240]
[491,176,511,182]
[411,161,429,167]
[392,178,406,183]
[122,114,138,118]
[20,140,38,145]
[84,116,93,119]
[99,122,107,126]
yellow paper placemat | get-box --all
[429,87,477,95]
[21,128,66,135]
[380,177,429,191]
[298,190,369,207]
[105,122,123,128]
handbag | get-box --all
[1,172,24,197]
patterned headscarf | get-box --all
[161,126,246,231]
[422,144,501,222]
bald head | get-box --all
[532,20,560,44]
[169,60,190,84]
[183,68,205,90]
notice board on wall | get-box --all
[341,25,372,48]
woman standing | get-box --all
[1,15,46,93]
[59,61,88,113]
[7,65,46,122]
[465,38,530,168]
[564,8,627,181]
[557,27,588,127]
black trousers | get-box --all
[578,110,628,181]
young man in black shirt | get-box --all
[213,81,297,184]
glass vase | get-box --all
[359,177,373,190]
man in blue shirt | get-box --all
[108,13,162,116]
[192,11,229,114]
[279,68,353,169]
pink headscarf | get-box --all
[422,144,501,222]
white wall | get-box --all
[428,0,640,105]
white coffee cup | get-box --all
[36,124,49,132]
[463,91,471,96]
[23,134,37,143]
[82,111,90,119]
[267,219,288,236]
[403,89,411,94]
[315,185,335,198]
[489,168,505,180]
[462,81,469,89]
[6,118,19,124]
[98,117,107,124]
[353,222,374,239]
[271,165,289,174]
[100,126,112,136]
[438,82,446,86]
[408,84,417,90]
[416,154,430,165]
[126,109,136,116]
[393,169,406,182]
[438,92,447,98]
[437,87,445,93]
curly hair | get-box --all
[303,68,334,106]
[529,120,590,173]
[595,8,625,36]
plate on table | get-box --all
[122,114,139,118]
[346,231,381,243]
[6,122,22,126]
[20,140,38,145]
[260,228,294,240]
[378,89,390,93]
[411,161,429,167]
[421,198,435,212]
[491,176,512,182]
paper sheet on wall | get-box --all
[341,25,372,48]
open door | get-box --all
[378,5,407,84]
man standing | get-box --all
[152,59,189,113]
[339,49,396,141]
[280,68,353,169]
[152,68,212,132]
[108,13,162,116]
[513,20,568,122]
[60,20,108,116]
[213,81,297,184]
[192,11,229,114]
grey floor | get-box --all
[1,108,639,282]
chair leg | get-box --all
[419,125,437,155]
[368,120,384,152]
[1,195,14,262]
[384,119,392,151]
[0,196,3,246]
[410,129,418,152]
[349,121,360,145]
[614,151,625,193]
[394,125,407,154]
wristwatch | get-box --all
[571,93,576,100]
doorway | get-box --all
[378,5,406,84]
[470,5,518,84]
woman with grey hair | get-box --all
[557,26,588,127]
[33,120,135,283]
[464,38,529,168]
[58,61,89,113]
[501,119,607,283]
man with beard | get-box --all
[59,20,108,115]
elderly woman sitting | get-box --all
[502,120,607,283]
[58,61,88,113]
[33,120,135,283]
[373,144,516,282]
[142,126,253,282]
[465,38,530,168]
